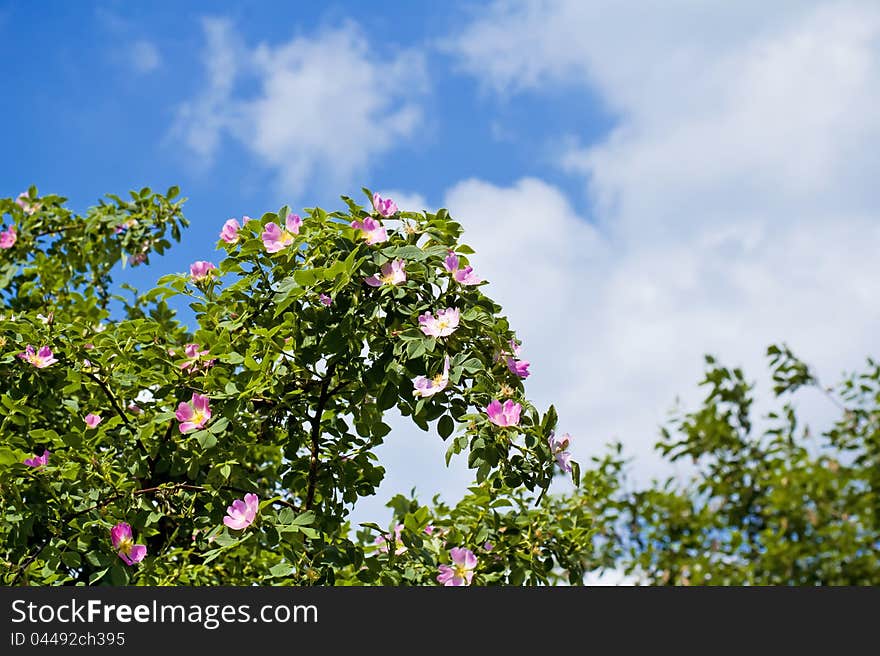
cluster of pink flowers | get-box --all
[16,192,40,215]
[0,224,16,249]
[437,547,478,586]
[548,431,573,473]
[223,493,259,531]
[180,343,216,372]
[418,308,460,338]
[443,252,482,286]
[262,213,302,253]
[190,261,217,282]
[350,217,388,245]
[85,413,103,429]
[175,393,212,433]
[486,399,522,427]
[372,193,398,218]
[24,451,50,468]
[412,355,450,398]
[111,522,147,566]
[18,345,58,368]
[365,259,407,287]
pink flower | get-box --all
[0,225,16,249]
[16,193,40,215]
[18,345,58,368]
[375,524,407,555]
[424,525,435,536]
[115,218,138,234]
[110,522,147,566]
[261,214,301,253]
[372,192,398,218]
[180,343,215,372]
[418,308,460,338]
[85,413,103,429]
[319,294,332,306]
[365,258,407,287]
[23,451,50,468]
[190,261,217,281]
[548,431,573,473]
[506,357,531,379]
[175,393,212,433]
[412,355,451,398]
[443,252,483,286]
[350,217,388,245]
[486,399,522,427]
[128,252,147,266]
[437,547,477,586]
[223,493,259,531]
[220,218,240,243]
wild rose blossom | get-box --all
[418,308,460,338]
[0,225,16,249]
[375,524,407,555]
[372,192,398,218]
[507,357,531,379]
[443,252,482,286]
[23,451,50,468]
[16,193,40,215]
[412,355,450,398]
[110,522,147,566]
[262,213,302,253]
[365,259,407,287]
[501,339,530,379]
[486,399,522,427]
[189,261,216,281]
[180,343,215,372]
[85,413,103,429]
[437,547,477,586]
[548,431,573,473]
[319,294,332,306]
[175,393,211,433]
[350,217,388,245]
[223,493,259,531]
[18,345,58,368]
[220,218,240,243]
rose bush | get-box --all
[1,186,598,586]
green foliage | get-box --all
[600,345,880,585]
[0,186,581,586]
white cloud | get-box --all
[173,18,427,197]
[410,1,880,487]
[95,9,162,75]
[130,40,161,73]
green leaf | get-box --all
[209,417,229,434]
[292,510,316,526]
[194,430,217,449]
[61,551,82,568]
[438,415,454,440]
[269,563,295,578]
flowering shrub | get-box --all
[0,185,592,586]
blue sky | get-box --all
[4,1,880,538]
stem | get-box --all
[83,371,133,431]
[305,361,338,510]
